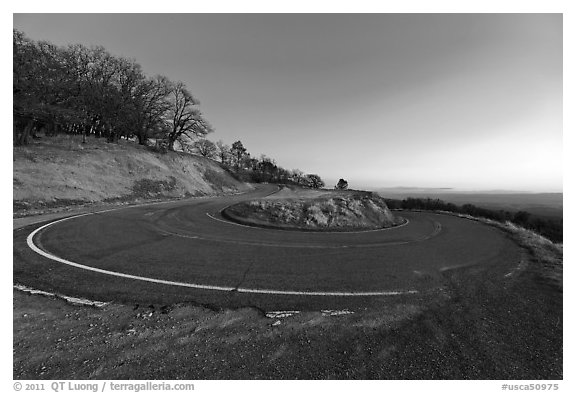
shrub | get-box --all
[335,178,348,190]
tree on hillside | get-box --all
[127,75,171,145]
[256,156,278,183]
[230,140,247,171]
[165,81,213,151]
[80,46,127,142]
[306,174,325,189]
[275,167,291,184]
[335,178,348,190]
[13,30,79,145]
[215,140,231,166]
[245,156,259,172]
[193,138,217,159]
[290,169,305,186]
[13,30,43,145]
[13,30,215,149]
[512,210,531,226]
[106,57,148,142]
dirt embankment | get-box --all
[13,135,252,216]
[224,188,402,231]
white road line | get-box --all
[25,214,418,297]
[206,212,264,229]
[14,284,109,307]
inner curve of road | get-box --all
[15,184,523,309]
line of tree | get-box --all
[190,138,325,189]
[384,197,562,243]
[14,30,326,190]
[13,29,212,149]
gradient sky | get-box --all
[13,13,562,192]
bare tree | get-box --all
[165,81,213,151]
[131,75,171,145]
[13,30,215,150]
[215,140,231,166]
[230,140,247,171]
[193,138,217,158]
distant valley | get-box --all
[374,188,563,219]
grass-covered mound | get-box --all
[223,191,403,231]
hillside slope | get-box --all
[13,135,252,215]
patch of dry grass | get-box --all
[496,221,562,289]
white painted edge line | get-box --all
[439,262,477,272]
[25,214,418,297]
[14,283,109,307]
[266,311,301,318]
[265,309,355,319]
[504,258,530,278]
[321,309,355,316]
[206,212,264,230]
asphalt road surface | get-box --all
[14,184,524,311]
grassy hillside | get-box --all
[13,135,252,216]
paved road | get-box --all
[13,184,523,310]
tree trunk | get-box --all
[16,119,34,146]
[13,120,19,145]
[106,124,117,143]
[137,132,148,145]
[84,125,94,144]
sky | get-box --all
[13,13,563,192]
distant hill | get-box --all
[375,189,562,218]
[13,135,252,215]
